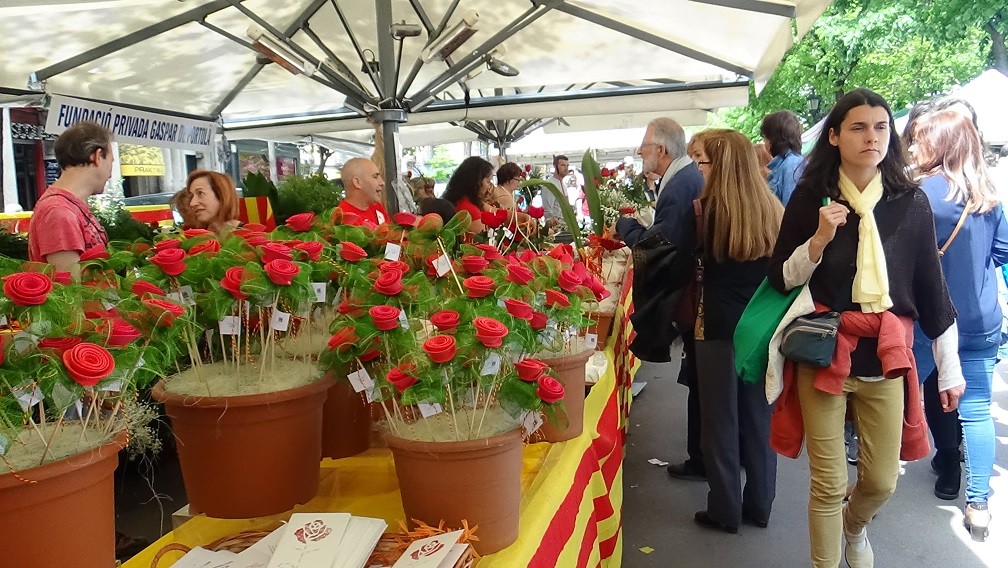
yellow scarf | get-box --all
[837,169,892,313]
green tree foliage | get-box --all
[274,173,344,220]
[425,145,459,183]
[721,0,996,138]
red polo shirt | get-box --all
[338,199,388,227]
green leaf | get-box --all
[519,179,584,249]
[581,151,604,236]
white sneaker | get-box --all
[843,506,874,568]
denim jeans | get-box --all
[959,349,997,503]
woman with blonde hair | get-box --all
[172,169,241,234]
[684,128,783,533]
[908,108,1008,539]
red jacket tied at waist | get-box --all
[770,309,929,462]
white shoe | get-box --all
[843,507,874,568]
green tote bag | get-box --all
[734,279,803,384]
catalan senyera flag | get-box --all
[238,196,275,230]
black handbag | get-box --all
[628,230,693,362]
[780,311,840,368]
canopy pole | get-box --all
[375,0,404,213]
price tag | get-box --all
[0,433,8,456]
[13,383,43,411]
[504,228,515,239]
[312,282,327,303]
[102,301,116,311]
[270,308,291,332]
[481,352,502,376]
[417,402,444,418]
[359,367,376,402]
[384,242,402,261]
[167,291,183,304]
[0,315,7,326]
[521,411,544,436]
[398,310,410,330]
[100,379,123,393]
[496,297,508,309]
[585,333,599,349]
[433,254,452,277]
[218,316,241,336]
[346,370,366,393]
[179,285,196,306]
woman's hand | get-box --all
[940,384,965,413]
[808,201,849,262]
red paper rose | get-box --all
[475,244,501,260]
[601,167,612,177]
[39,337,83,355]
[393,212,419,228]
[360,347,381,362]
[102,319,142,347]
[417,213,443,232]
[386,366,418,391]
[245,235,269,247]
[340,242,368,262]
[261,243,293,264]
[153,239,181,251]
[379,260,410,274]
[183,228,214,239]
[244,223,268,233]
[189,239,221,255]
[264,259,300,286]
[558,269,584,293]
[480,210,504,229]
[473,316,509,348]
[220,266,247,300]
[337,298,365,317]
[149,248,187,276]
[144,298,185,327]
[79,245,110,261]
[62,342,115,387]
[2,272,53,306]
[618,206,636,215]
[293,241,324,261]
[328,326,357,352]
[545,289,571,308]
[373,270,403,296]
[286,212,315,232]
[527,206,545,219]
[515,358,548,382]
[536,375,565,404]
[504,298,533,321]
[505,264,534,285]
[53,271,72,285]
[461,255,489,274]
[463,275,495,298]
[423,335,457,364]
[430,310,460,331]
[530,311,548,330]
[369,305,401,331]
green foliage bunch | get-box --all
[275,173,344,220]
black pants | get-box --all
[695,339,777,526]
[680,335,704,465]
[923,368,962,453]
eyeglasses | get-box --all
[696,160,711,165]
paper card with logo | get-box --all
[266,513,351,568]
[391,530,467,568]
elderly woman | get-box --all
[172,169,240,234]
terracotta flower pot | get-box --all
[0,432,126,568]
[586,310,615,348]
[152,378,329,518]
[321,373,372,460]
[539,347,593,442]
[386,428,523,555]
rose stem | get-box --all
[437,237,464,295]
[443,368,460,440]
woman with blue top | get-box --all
[908,107,1008,542]
[760,110,805,206]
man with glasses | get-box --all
[617,117,706,482]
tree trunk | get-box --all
[987,19,1008,76]
[315,147,332,175]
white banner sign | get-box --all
[45,95,216,152]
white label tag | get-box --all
[100,379,123,393]
[347,369,376,401]
[418,402,444,418]
[496,297,507,309]
[481,352,502,376]
[14,383,43,411]
[218,316,241,336]
[384,242,402,261]
[504,228,515,239]
[102,301,115,311]
[585,333,599,349]
[398,310,410,330]
[312,282,327,303]
[521,410,544,436]
[270,308,290,331]
[347,370,366,393]
[13,332,38,355]
[433,254,452,277]
[0,315,7,326]
[179,285,196,306]
[0,434,8,456]
[167,291,184,304]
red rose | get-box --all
[340,242,368,262]
[53,271,71,285]
[585,275,611,301]
[524,164,532,173]
[481,210,504,229]
[286,212,315,232]
[548,244,574,266]
[618,163,626,170]
[245,235,269,247]
[102,319,142,347]
[393,212,419,228]
[537,375,565,404]
[293,241,324,261]
[430,310,460,331]
[373,270,403,296]
[417,213,443,232]
[527,206,544,219]
[515,358,548,382]
[2,272,53,306]
[220,267,247,300]
[337,298,365,317]
[423,335,457,364]
[369,305,401,331]
[144,298,185,327]
[328,326,357,352]
[545,289,571,308]
[62,342,115,388]
[461,255,489,274]
[360,348,381,362]
[619,206,636,215]
[379,260,410,274]
[600,167,612,177]
[244,223,268,233]
[189,239,221,255]
[475,244,501,260]
[530,311,548,330]
[39,337,83,355]
[558,269,584,293]
[79,245,110,261]
[264,259,300,286]
[154,239,181,251]
[505,264,534,285]
[183,229,214,239]
[473,316,509,348]
[504,299,533,321]
[463,275,495,299]
[386,366,418,391]
[261,243,293,264]
[149,248,187,277]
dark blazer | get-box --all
[616,161,703,249]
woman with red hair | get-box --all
[172,170,240,234]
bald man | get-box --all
[339,157,389,226]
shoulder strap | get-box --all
[692,198,703,244]
[938,204,970,257]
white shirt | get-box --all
[656,156,694,198]
[542,176,566,222]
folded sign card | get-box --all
[391,531,465,568]
[266,513,351,568]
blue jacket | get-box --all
[767,150,803,206]
[616,161,703,249]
